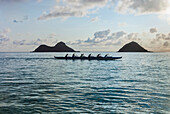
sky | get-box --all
[0,0,170,52]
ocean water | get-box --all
[0,52,170,113]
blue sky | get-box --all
[0,0,170,52]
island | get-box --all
[118,41,149,52]
[33,42,77,52]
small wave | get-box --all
[0,58,54,60]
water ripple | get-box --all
[0,52,170,113]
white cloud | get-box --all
[150,32,170,49]
[94,29,110,39]
[0,28,11,44]
[68,29,140,47]
[115,0,169,14]
[108,31,126,40]
[66,29,145,51]
[163,41,169,47]
[150,28,157,33]
[12,36,59,46]
[13,38,42,46]
[38,0,108,20]
[115,0,170,24]
[37,0,170,25]
[156,33,170,40]
[158,11,170,25]
[66,29,168,51]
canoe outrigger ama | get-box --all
[54,54,122,60]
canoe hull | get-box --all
[54,56,122,60]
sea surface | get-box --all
[0,52,170,113]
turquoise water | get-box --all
[0,52,170,113]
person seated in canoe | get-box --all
[88,54,91,58]
[72,53,75,58]
[80,54,84,58]
[65,54,68,58]
[104,54,108,58]
[97,54,102,58]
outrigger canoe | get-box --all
[54,56,122,60]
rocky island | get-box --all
[118,41,149,52]
[33,42,77,52]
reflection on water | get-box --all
[0,52,170,113]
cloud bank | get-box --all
[66,28,170,51]
[115,0,169,14]
[13,38,42,46]
[38,0,170,21]
[5,27,170,52]
[67,29,141,50]
[38,0,108,20]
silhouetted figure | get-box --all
[97,54,101,58]
[88,54,91,58]
[104,54,108,58]
[65,54,68,58]
[72,54,75,58]
[80,54,84,58]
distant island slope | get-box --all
[33,42,77,52]
[118,41,149,52]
